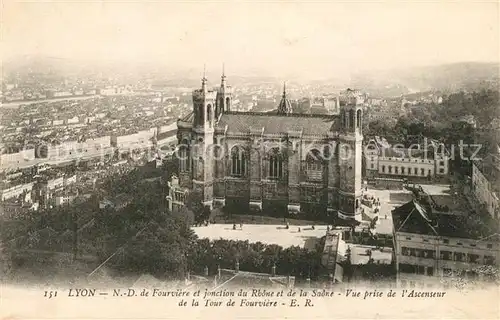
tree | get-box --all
[440,266,500,290]
[186,191,209,225]
[162,157,179,180]
[0,241,12,281]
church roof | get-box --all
[217,112,338,136]
[179,112,194,123]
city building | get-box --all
[321,228,348,283]
[459,115,477,129]
[0,149,37,172]
[0,182,35,201]
[173,70,364,221]
[166,175,186,212]
[339,89,367,106]
[98,193,132,211]
[471,148,500,221]
[298,96,340,115]
[392,189,499,287]
[364,136,449,180]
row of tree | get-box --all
[1,161,328,282]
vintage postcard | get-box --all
[1,1,499,319]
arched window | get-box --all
[382,165,386,173]
[198,107,205,125]
[388,165,392,174]
[306,149,323,181]
[231,146,246,177]
[207,104,212,127]
[356,109,362,128]
[349,109,355,128]
[179,145,189,172]
[268,148,284,179]
[226,97,231,111]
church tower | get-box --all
[191,70,216,208]
[216,65,232,117]
[277,82,293,115]
[337,90,364,220]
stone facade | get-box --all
[364,136,449,180]
[175,73,364,221]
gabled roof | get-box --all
[217,112,339,136]
[392,199,499,239]
[392,200,439,236]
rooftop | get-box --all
[217,112,339,136]
[392,199,499,240]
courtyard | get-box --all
[365,183,457,235]
[193,223,326,250]
[193,184,455,250]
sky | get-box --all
[2,1,499,79]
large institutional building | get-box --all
[364,136,449,180]
[173,72,364,221]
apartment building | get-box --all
[0,182,35,201]
[0,149,36,172]
[392,195,499,288]
[471,148,500,220]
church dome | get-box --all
[277,82,292,115]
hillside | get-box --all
[351,62,499,97]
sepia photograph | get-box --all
[1,1,499,319]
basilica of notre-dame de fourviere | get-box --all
[173,70,364,221]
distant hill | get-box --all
[3,55,80,76]
[4,56,498,94]
[395,62,499,92]
[350,62,499,97]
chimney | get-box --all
[235,260,239,273]
[204,266,209,277]
[271,264,276,276]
